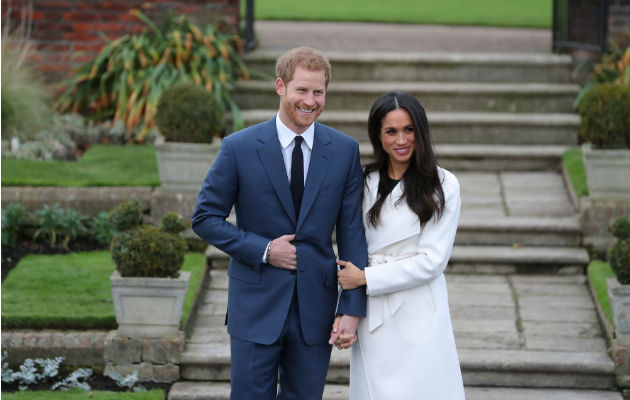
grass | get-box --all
[2,389,165,400]
[562,147,589,197]
[1,251,206,330]
[245,0,551,28]
[587,260,616,327]
[1,144,159,187]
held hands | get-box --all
[268,234,297,270]
[336,259,366,290]
[329,314,359,350]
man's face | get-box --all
[276,66,327,134]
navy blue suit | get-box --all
[192,117,367,399]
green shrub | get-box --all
[109,200,187,277]
[578,83,630,149]
[156,82,224,143]
[89,211,113,246]
[161,211,188,234]
[573,45,629,109]
[1,203,27,250]
[110,225,186,277]
[55,10,248,142]
[32,204,88,250]
[108,199,144,233]
[609,216,630,285]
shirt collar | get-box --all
[276,114,314,150]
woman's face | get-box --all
[379,108,416,171]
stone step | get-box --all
[179,342,615,390]
[205,244,589,274]
[168,382,623,400]
[457,216,582,247]
[244,50,574,83]
[234,110,579,145]
[412,144,568,171]
[448,245,590,274]
[233,81,579,113]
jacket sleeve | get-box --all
[192,138,269,270]
[364,171,461,297]
[335,142,368,316]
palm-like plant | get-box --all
[55,10,249,143]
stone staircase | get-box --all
[168,49,621,399]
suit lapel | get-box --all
[297,123,333,230]
[256,120,297,224]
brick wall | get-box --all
[1,0,240,82]
[609,0,630,48]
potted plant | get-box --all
[607,216,630,346]
[108,199,190,338]
[578,65,630,196]
[154,82,225,192]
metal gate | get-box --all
[553,0,609,53]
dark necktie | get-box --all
[291,136,304,218]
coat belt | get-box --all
[366,253,411,332]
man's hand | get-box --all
[328,314,359,349]
[268,234,297,270]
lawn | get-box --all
[562,147,589,197]
[1,144,159,187]
[245,0,551,28]
[2,389,165,400]
[587,260,616,327]
[1,251,206,330]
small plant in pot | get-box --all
[578,83,630,196]
[154,82,225,192]
[606,216,630,346]
[108,199,190,338]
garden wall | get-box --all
[0,0,240,82]
[609,0,630,48]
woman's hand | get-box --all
[336,259,366,290]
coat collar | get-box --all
[363,171,420,254]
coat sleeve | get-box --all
[192,137,268,270]
[335,141,368,316]
[364,171,461,297]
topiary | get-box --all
[609,216,630,285]
[155,82,224,143]
[161,211,189,234]
[578,83,630,149]
[108,199,144,233]
[109,200,187,278]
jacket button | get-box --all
[291,270,297,275]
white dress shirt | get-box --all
[275,114,314,185]
[263,115,315,262]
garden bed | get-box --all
[1,251,206,330]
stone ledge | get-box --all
[1,330,106,367]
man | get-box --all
[192,47,367,400]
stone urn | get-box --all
[607,276,630,346]
[154,136,221,193]
[582,143,630,197]
[110,270,190,338]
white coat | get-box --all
[349,167,465,400]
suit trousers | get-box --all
[229,285,333,400]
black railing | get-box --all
[243,0,255,52]
[552,0,609,53]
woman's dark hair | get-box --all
[364,91,445,227]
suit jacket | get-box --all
[349,167,465,399]
[192,117,368,345]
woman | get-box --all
[334,92,465,399]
